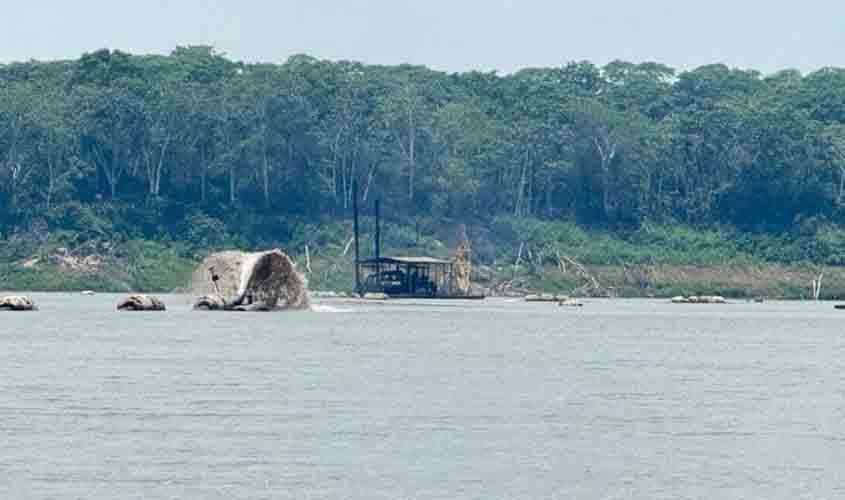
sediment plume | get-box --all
[191,249,310,311]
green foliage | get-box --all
[483,217,845,267]
[44,202,113,237]
[4,49,845,296]
[182,213,237,252]
[121,239,197,291]
[0,263,124,292]
[2,49,845,234]
[288,221,347,250]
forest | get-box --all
[4,47,845,294]
[4,46,845,228]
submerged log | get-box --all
[0,296,38,311]
[116,294,166,311]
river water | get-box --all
[1,294,845,499]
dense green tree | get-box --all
[2,49,845,245]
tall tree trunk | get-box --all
[154,138,169,197]
[839,165,845,204]
[4,141,19,210]
[229,162,236,204]
[110,122,119,198]
[108,154,119,199]
[594,137,617,220]
[341,152,348,211]
[262,149,271,208]
[362,160,377,203]
[286,139,294,183]
[514,147,529,216]
[46,147,57,211]
[332,128,343,213]
[528,158,535,216]
[408,106,416,202]
[201,144,208,203]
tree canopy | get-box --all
[2,48,845,244]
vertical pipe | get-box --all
[374,199,381,292]
[353,178,361,295]
[375,199,381,261]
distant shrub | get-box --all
[45,202,113,237]
[182,213,238,251]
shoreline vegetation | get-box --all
[4,49,845,297]
[3,219,845,300]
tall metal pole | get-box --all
[375,199,381,261]
[353,178,361,295]
[374,199,381,288]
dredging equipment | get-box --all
[191,249,310,311]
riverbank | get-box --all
[0,239,196,293]
[2,244,842,300]
[3,219,845,299]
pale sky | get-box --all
[2,0,844,75]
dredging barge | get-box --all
[357,256,484,300]
[352,187,484,300]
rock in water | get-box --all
[363,292,389,301]
[192,294,228,311]
[671,295,726,304]
[191,249,311,311]
[0,296,38,311]
[525,294,558,302]
[558,297,583,307]
[116,294,166,311]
